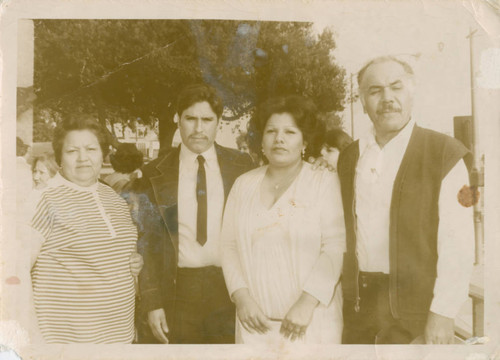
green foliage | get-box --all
[33,19,346,148]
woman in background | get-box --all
[221,95,345,344]
[27,114,140,343]
[32,153,58,190]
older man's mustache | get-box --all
[377,105,401,114]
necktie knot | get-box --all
[197,155,205,166]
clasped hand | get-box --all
[233,288,270,334]
[233,289,318,342]
[280,292,319,341]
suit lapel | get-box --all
[215,146,230,201]
[215,143,250,201]
[149,147,180,253]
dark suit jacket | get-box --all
[136,143,254,325]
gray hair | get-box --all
[357,56,414,89]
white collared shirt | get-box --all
[355,119,474,318]
[177,144,225,268]
[356,119,416,273]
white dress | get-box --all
[221,163,346,345]
[249,184,301,321]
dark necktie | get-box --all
[196,155,207,246]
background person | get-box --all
[26,115,141,343]
[221,95,346,344]
[31,153,58,190]
[17,136,32,205]
[320,128,353,170]
[338,56,474,344]
[104,142,144,194]
[236,132,261,166]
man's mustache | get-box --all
[377,105,401,114]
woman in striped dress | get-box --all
[28,115,139,343]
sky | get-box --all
[215,1,495,153]
[317,1,478,139]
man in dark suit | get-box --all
[137,84,254,344]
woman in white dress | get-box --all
[221,95,346,344]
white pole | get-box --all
[467,28,484,265]
[350,73,355,138]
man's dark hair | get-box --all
[110,143,144,174]
[52,113,110,166]
[324,128,353,152]
[176,84,224,119]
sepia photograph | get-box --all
[1,0,499,359]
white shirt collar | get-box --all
[359,118,415,155]
[50,172,99,192]
[179,143,218,168]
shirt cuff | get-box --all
[429,290,469,319]
[302,274,335,306]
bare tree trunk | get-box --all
[93,87,121,149]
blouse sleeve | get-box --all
[31,193,54,241]
[220,178,249,299]
[28,193,54,266]
[302,171,346,306]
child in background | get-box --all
[320,128,353,170]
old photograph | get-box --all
[1,0,499,359]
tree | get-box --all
[33,19,346,149]
[34,19,202,147]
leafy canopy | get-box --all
[34,19,346,147]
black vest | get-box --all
[338,125,470,319]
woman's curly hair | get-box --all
[248,95,325,159]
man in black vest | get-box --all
[136,84,254,343]
[338,56,474,344]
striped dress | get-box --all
[30,173,137,343]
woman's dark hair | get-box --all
[248,95,325,159]
[323,128,353,152]
[176,83,223,119]
[52,114,110,166]
[32,153,59,177]
[16,137,29,157]
[110,143,144,174]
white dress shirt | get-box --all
[355,119,474,318]
[177,144,225,268]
